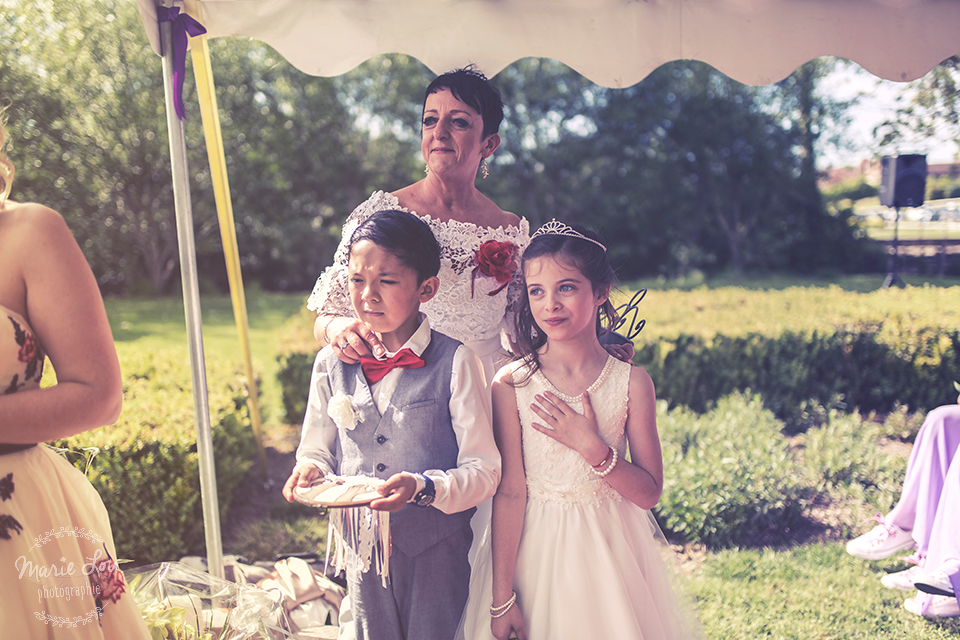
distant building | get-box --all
[927,163,960,180]
[819,160,960,191]
[818,159,882,189]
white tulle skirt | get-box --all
[457,495,704,640]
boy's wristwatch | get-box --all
[412,474,435,507]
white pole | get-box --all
[159,14,225,580]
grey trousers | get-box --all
[346,525,472,640]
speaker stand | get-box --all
[882,206,905,289]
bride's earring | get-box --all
[481,158,489,179]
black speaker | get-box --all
[879,154,927,208]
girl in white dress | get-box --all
[458,220,703,640]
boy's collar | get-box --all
[380,313,431,360]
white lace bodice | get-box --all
[306,191,531,343]
[514,356,631,507]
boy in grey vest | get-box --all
[283,210,501,640]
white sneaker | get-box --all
[904,592,960,618]
[914,571,956,598]
[881,564,925,591]
[846,517,915,560]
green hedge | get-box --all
[53,349,256,564]
[279,287,960,425]
[655,392,909,547]
[275,306,321,425]
[637,322,960,424]
[655,393,809,547]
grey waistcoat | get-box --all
[325,330,475,557]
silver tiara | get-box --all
[531,219,607,251]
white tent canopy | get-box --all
[141,0,960,87]
[137,0,959,578]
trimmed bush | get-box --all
[278,286,960,425]
[637,322,960,425]
[655,393,808,547]
[275,306,321,425]
[53,349,256,564]
[798,410,906,514]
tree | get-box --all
[876,56,960,158]
[2,0,187,294]
[2,0,430,293]
[773,59,857,272]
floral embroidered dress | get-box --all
[457,357,704,640]
[0,305,150,639]
[307,190,531,386]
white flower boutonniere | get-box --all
[328,392,361,430]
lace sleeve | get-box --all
[305,192,395,316]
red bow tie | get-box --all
[359,348,426,384]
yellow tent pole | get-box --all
[185,0,268,481]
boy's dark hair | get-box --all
[512,222,618,383]
[425,65,504,139]
[348,209,441,284]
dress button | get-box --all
[376,463,387,472]
[376,435,387,444]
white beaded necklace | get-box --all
[533,355,614,404]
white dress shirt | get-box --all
[295,314,501,515]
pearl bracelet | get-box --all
[490,591,517,618]
[592,446,618,477]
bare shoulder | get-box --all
[391,182,416,203]
[491,364,521,402]
[493,363,517,387]
[1,202,71,246]
[1,200,60,226]
[628,365,656,402]
[493,206,521,229]
[478,194,521,229]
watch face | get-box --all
[415,476,435,507]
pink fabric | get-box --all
[887,405,960,556]
[886,404,960,614]
[920,440,960,613]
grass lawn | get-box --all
[866,225,960,242]
[104,289,309,426]
[695,543,960,638]
[102,283,960,638]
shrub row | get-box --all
[53,349,256,564]
[279,286,960,425]
[275,306,321,425]
[655,392,908,547]
[637,323,960,425]
[655,393,808,547]
[620,284,960,343]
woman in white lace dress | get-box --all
[308,66,529,386]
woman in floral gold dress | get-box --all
[0,111,150,638]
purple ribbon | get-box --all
[157,6,207,120]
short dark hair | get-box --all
[425,65,504,139]
[348,210,441,284]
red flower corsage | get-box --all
[471,240,519,297]
[17,332,38,366]
[88,545,127,607]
